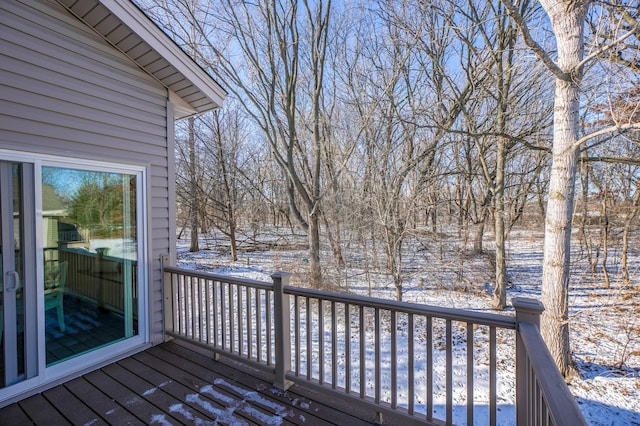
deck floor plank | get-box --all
[64,376,142,424]
[162,340,416,426]
[102,361,226,425]
[116,355,247,424]
[146,345,318,423]
[0,340,392,425]
[157,341,375,426]
[42,385,107,426]
[82,369,183,425]
[17,393,69,426]
[0,400,35,425]
[133,348,269,425]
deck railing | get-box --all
[59,247,138,313]
[163,263,586,426]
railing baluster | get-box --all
[359,305,365,399]
[190,275,196,339]
[306,297,312,379]
[237,284,244,356]
[182,274,187,335]
[294,295,300,376]
[375,307,380,404]
[167,271,174,334]
[256,287,262,363]
[197,278,203,342]
[229,283,235,353]
[426,316,433,421]
[345,303,351,394]
[246,285,252,359]
[212,280,219,348]
[174,272,181,335]
[266,289,272,365]
[391,310,397,409]
[446,319,453,425]
[467,322,474,425]
[319,299,324,385]
[331,301,337,389]
[220,282,227,350]
[408,313,414,415]
[536,376,541,426]
[205,279,212,345]
[528,359,533,425]
[182,274,187,337]
[544,396,548,426]
[490,326,497,426]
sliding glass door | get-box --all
[0,153,145,397]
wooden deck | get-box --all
[0,339,393,425]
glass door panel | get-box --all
[0,162,26,388]
[42,166,138,365]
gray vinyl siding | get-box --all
[0,0,170,344]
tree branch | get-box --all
[500,0,571,81]
[573,122,640,150]
[581,156,640,166]
[578,27,639,72]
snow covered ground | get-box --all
[176,227,640,425]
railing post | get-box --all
[513,297,545,426]
[272,272,293,391]
[162,254,174,341]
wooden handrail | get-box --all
[284,285,517,328]
[163,264,271,290]
[518,322,587,425]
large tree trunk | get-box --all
[308,209,322,287]
[601,186,610,288]
[188,117,199,253]
[493,138,507,310]
[622,188,640,285]
[539,0,587,377]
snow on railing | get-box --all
[162,263,586,426]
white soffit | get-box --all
[56,0,226,118]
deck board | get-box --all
[107,359,224,425]
[157,341,375,426]
[64,376,141,424]
[42,385,107,426]
[0,340,385,425]
[131,348,259,424]
[17,394,69,425]
[83,369,182,424]
[100,362,204,425]
[117,355,244,424]
[137,346,281,424]
[0,400,36,425]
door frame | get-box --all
[0,161,37,387]
[0,149,149,404]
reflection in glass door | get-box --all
[42,166,139,365]
[0,162,34,388]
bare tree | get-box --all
[450,0,553,309]
[502,0,640,375]
[143,0,334,287]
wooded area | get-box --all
[137,0,640,376]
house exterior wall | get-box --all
[0,0,171,344]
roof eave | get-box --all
[57,0,226,117]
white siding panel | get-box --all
[0,0,171,344]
